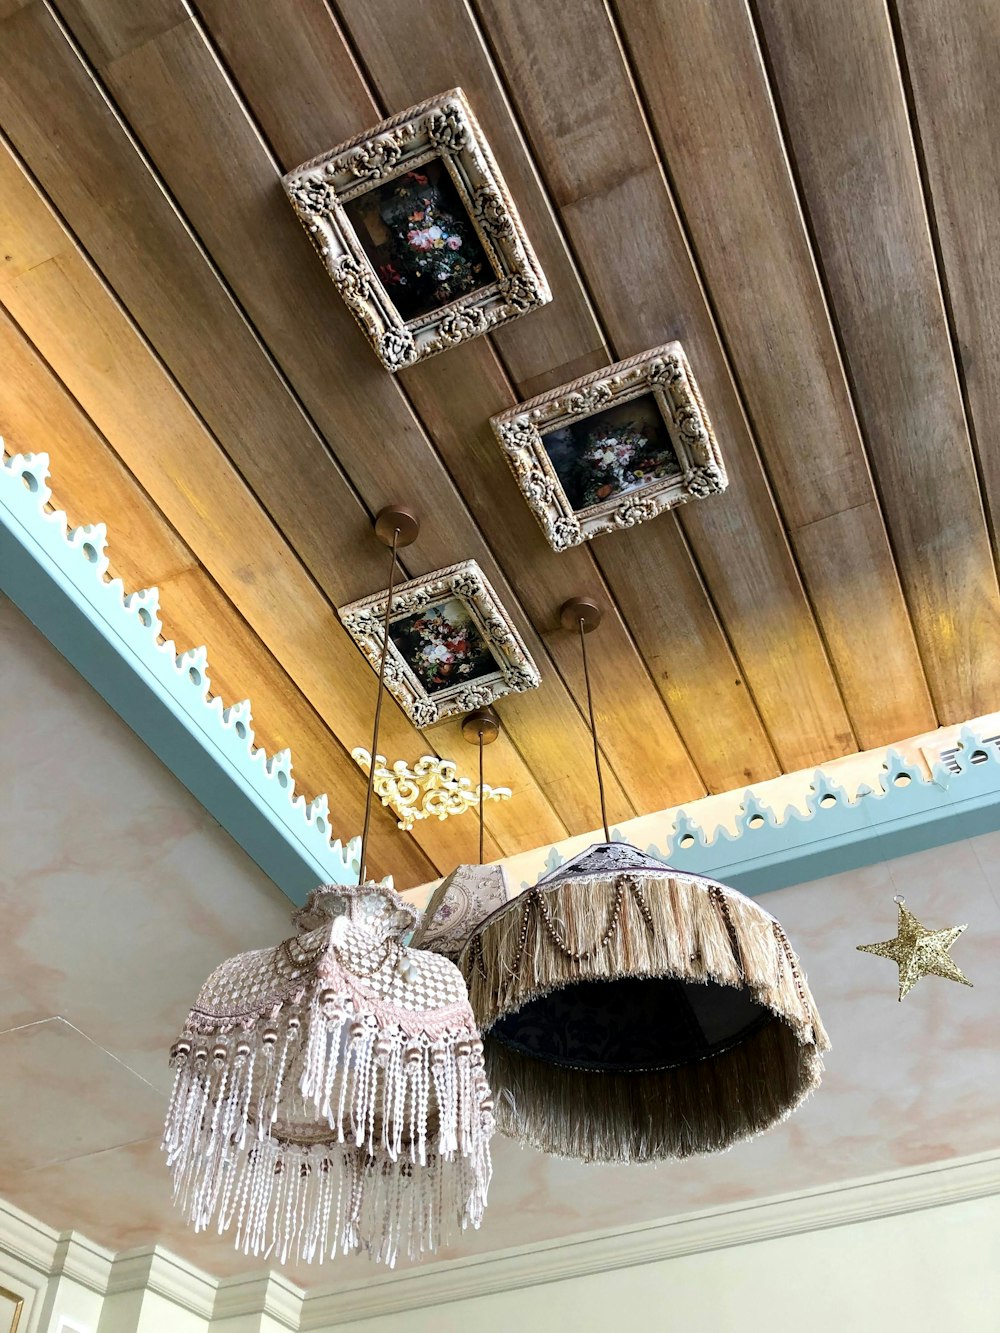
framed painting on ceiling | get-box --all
[339,560,540,728]
[283,88,550,371]
[490,342,727,551]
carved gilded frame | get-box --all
[338,560,540,728]
[282,88,550,371]
[491,342,727,551]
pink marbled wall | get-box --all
[1,592,998,1288]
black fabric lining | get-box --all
[487,975,773,1073]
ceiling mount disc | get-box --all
[374,505,420,548]
[462,705,501,745]
[560,596,603,633]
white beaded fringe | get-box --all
[163,997,493,1266]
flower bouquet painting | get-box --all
[390,597,497,694]
[491,342,727,551]
[345,160,493,322]
[339,560,541,727]
[283,89,551,370]
[542,394,681,512]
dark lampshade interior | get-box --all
[487,975,772,1072]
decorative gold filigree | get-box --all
[352,749,512,831]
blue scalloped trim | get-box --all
[0,448,360,900]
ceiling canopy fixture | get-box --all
[456,597,829,1163]
[411,706,514,961]
[164,508,494,1266]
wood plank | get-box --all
[477,0,861,766]
[747,0,999,721]
[0,133,500,872]
[0,3,578,850]
[895,4,1000,587]
[195,0,766,800]
[253,0,611,399]
[44,0,630,838]
[71,0,711,823]
[402,342,779,791]
[0,305,436,887]
[607,0,935,744]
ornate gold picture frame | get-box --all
[491,342,727,551]
[283,88,550,371]
[339,560,540,728]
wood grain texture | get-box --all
[894,2,1000,577]
[195,0,718,814]
[50,0,634,839]
[610,0,934,746]
[754,0,1000,723]
[331,0,609,398]
[476,0,859,767]
[0,1,583,851]
[326,0,780,788]
[2,0,992,880]
[0,130,497,873]
[0,304,435,887]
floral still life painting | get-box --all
[339,560,541,728]
[283,89,550,371]
[491,342,727,551]
[344,159,494,322]
[389,597,497,694]
[542,394,682,512]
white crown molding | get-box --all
[105,1248,217,1321]
[50,1235,114,1296]
[213,1271,303,1328]
[0,1198,61,1277]
[4,1152,997,1330]
[0,1200,113,1294]
[293,1150,1000,1327]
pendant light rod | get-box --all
[359,505,420,884]
[462,705,501,866]
[560,596,610,844]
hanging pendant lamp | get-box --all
[457,598,829,1164]
[163,508,494,1265]
[410,706,513,962]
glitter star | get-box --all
[857,898,973,1001]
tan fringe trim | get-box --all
[461,872,829,1163]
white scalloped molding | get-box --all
[430,715,1000,902]
[1,1153,998,1330]
[0,447,360,902]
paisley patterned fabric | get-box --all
[410,863,512,959]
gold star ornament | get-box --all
[857,896,973,1001]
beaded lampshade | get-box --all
[458,841,829,1163]
[164,507,496,1266]
[165,884,493,1265]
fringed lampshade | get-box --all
[459,842,828,1163]
[411,862,513,960]
[164,883,493,1266]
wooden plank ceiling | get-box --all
[2,0,998,889]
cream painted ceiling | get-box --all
[2,0,999,888]
[2,593,999,1289]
